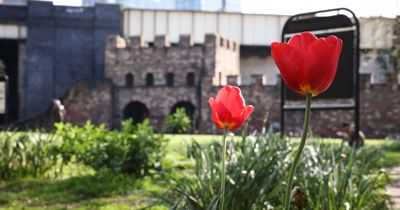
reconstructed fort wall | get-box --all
[64,27,400,138]
[105,34,240,130]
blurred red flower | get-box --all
[271,32,343,96]
[209,85,254,131]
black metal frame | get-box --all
[0,74,9,124]
[280,8,360,143]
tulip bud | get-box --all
[209,85,254,131]
[292,186,304,210]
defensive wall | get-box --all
[62,32,400,138]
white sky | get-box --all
[46,0,400,18]
[241,0,400,17]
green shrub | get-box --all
[168,133,391,209]
[55,119,168,176]
[163,108,191,134]
[0,131,60,179]
[297,143,390,210]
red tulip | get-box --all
[209,85,254,131]
[271,32,343,96]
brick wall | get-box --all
[105,34,239,129]
[63,80,113,127]
[65,30,400,138]
[64,70,399,139]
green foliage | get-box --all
[0,172,143,207]
[54,122,108,168]
[169,133,391,210]
[297,143,390,210]
[55,120,168,176]
[163,108,191,134]
[0,132,61,180]
[0,133,396,209]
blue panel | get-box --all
[24,1,121,119]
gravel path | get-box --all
[387,167,400,209]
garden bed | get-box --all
[0,129,398,209]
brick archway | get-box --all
[123,101,149,123]
[170,101,195,120]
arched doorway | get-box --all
[123,101,149,123]
[170,101,195,121]
[170,101,196,132]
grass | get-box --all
[165,134,400,167]
[0,134,398,209]
[0,172,168,209]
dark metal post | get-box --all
[353,13,361,147]
[280,67,285,137]
[0,74,8,124]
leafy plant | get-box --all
[168,133,289,209]
[297,143,390,210]
[163,108,191,134]
[55,119,168,176]
[168,132,391,209]
[0,131,61,179]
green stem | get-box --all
[284,93,312,210]
[219,127,227,210]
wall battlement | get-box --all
[84,18,400,138]
[107,34,238,51]
[106,32,400,89]
[105,34,240,88]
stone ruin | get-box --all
[60,31,400,138]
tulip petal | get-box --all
[225,86,246,116]
[229,105,254,130]
[271,43,305,95]
[209,97,225,129]
[306,36,343,95]
[213,89,232,124]
[216,86,246,117]
[242,105,254,121]
[288,32,318,54]
[211,100,226,124]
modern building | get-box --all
[116,0,175,10]
[82,0,240,12]
[0,1,121,121]
[0,0,26,5]
[175,0,240,12]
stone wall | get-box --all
[73,29,400,138]
[359,74,400,138]
[114,86,198,128]
[202,74,399,139]
[66,67,400,139]
[105,34,239,129]
[394,16,400,72]
[63,80,113,127]
[281,74,400,138]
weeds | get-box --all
[169,132,391,209]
